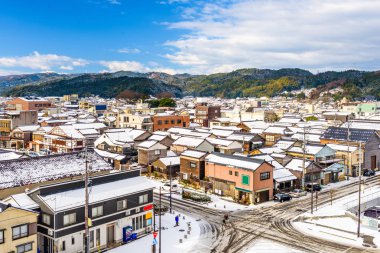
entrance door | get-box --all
[107,224,115,246]
[371,156,376,169]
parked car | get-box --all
[306,183,321,192]
[273,193,292,202]
[289,189,307,198]
[364,206,380,219]
[162,183,179,192]
[363,169,375,177]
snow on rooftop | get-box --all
[285,158,311,171]
[159,156,180,166]
[0,151,112,189]
[172,137,205,147]
[273,168,297,183]
[40,176,153,212]
[180,150,207,159]
[94,149,126,161]
[4,193,39,210]
[206,153,263,171]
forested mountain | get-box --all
[3,68,380,99]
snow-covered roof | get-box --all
[326,143,358,152]
[0,150,23,161]
[40,176,153,212]
[206,153,265,171]
[79,128,99,135]
[148,134,167,141]
[285,158,311,171]
[0,151,112,189]
[263,126,291,135]
[180,150,207,159]
[288,145,324,155]
[158,156,180,166]
[273,168,297,182]
[94,149,126,161]
[273,140,295,150]
[3,193,39,210]
[290,133,321,143]
[259,147,285,154]
[279,117,302,124]
[137,140,166,150]
[14,125,40,132]
[172,137,205,147]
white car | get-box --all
[162,183,179,192]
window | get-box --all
[62,241,66,251]
[13,224,28,240]
[235,171,239,177]
[242,175,250,185]
[154,149,161,155]
[158,120,162,125]
[63,213,76,226]
[90,230,94,248]
[265,135,275,142]
[260,172,270,180]
[117,199,128,210]
[139,194,148,204]
[92,206,103,218]
[42,214,51,225]
[229,170,232,175]
[71,237,75,245]
[171,120,175,124]
[16,242,32,253]
[96,228,100,247]
[164,120,169,124]
[190,162,196,168]
[0,230,4,244]
[177,119,182,124]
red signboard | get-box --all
[143,204,153,211]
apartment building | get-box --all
[6,97,52,111]
[152,114,190,131]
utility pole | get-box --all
[84,148,90,253]
[311,174,314,214]
[169,162,172,214]
[357,141,362,238]
[159,186,162,253]
[346,119,351,179]
[302,124,307,190]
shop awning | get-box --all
[235,187,252,193]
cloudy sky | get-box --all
[0,0,379,75]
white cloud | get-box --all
[0,51,88,72]
[99,60,177,74]
[108,0,121,5]
[164,0,380,73]
[117,48,141,54]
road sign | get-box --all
[153,231,158,238]
[152,238,157,245]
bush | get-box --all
[182,190,211,202]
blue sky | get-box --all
[0,0,380,75]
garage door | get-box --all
[258,190,269,203]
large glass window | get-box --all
[16,242,32,253]
[260,172,270,181]
[63,213,76,226]
[12,224,28,240]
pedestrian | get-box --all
[175,215,179,226]
[224,214,229,221]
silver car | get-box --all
[289,189,307,198]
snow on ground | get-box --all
[108,211,201,253]
[294,185,380,248]
[245,239,302,253]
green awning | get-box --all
[235,187,252,193]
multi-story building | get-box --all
[0,111,38,148]
[152,113,190,131]
[205,152,274,204]
[195,103,221,127]
[27,170,153,253]
[6,97,52,111]
[0,202,39,253]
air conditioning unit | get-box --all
[48,229,53,236]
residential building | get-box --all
[180,150,207,187]
[0,202,39,253]
[195,103,221,127]
[137,140,168,166]
[152,114,190,131]
[205,153,274,204]
[171,137,214,154]
[6,97,52,111]
[27,170,154,253]
[151,156,180,178]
